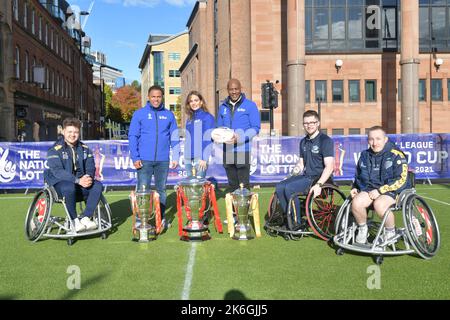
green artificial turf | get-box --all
[1,184,449,300]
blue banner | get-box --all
[0,134,449,189]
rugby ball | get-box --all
[211,127,235,143]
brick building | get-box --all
[182,0,450,136]
[139,32,189,127]
[0,0,101,142]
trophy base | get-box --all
[132,227,156,243]
[232,224,254,240]
[180,232,211,242]
[181,221,211,241]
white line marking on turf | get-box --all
[181,242,198,300]
[420,195,450,206]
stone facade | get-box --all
[182,0,450,135]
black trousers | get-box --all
[223,152,251,191]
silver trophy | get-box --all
[230,184,255,240]
[131,186,157,242]
[177,170,210,241]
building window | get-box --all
[305,80,311,103]
[419,1,450,52]
[349,128,361,135]
[349,80,360,102]
[15,46,20,79]
[332,128,344,136]
[24,2,28,28]
[320,128,328,135]
[13,0,19,21]
[169,70,180,77]
[25,52,29,82]
[419,79,427,101]
[45,23,48,45]
[169,87,181,95]
[168,52,181,61]
[55,33,58,55]
[305,0,398,53]
[50,29,53,49]
[315,80,327,103]
[31,8,35,34]
[38,16,42,40]
[365,80,377,102]
[431,79,442,101]
[332,80,343,102]
[46,66,49,90]
[153,51,164,88]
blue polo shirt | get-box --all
[299,132,334,177]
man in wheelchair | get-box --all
[351,126,410,245]
[274,110,334,230]
[44,118,102,233]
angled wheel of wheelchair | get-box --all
[403,194,440,259]
[24,189,53,242]
[94,194,113,231]
[286,192,307,231]
[305,184,346,241]
[265,192,285,228]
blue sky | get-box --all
[69,0,196,83]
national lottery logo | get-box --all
[0,147,16,183]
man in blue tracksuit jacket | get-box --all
[351,126,410,244]
[216,79,261,191]
[128,85,180,224]
[44,118,101,232]
[184,97,215,178]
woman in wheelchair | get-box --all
[350,126,410,245]
[43,118,102,233]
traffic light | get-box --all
[261,81,279,109]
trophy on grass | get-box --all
[225,184,261,240]
[129,185,162,242]
[176,165,222,241]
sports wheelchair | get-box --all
[265,180,346,241]
[333,175,440,265]
[24,184,113,246]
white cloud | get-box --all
[115,40,138,49]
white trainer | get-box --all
[355,225,368,244]
[74,218,87,232]
[80,216,97,231]
[383,229,397,243]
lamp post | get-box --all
[77,11,89,139]
[99,64,106,139]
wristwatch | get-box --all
[316,182,323,187]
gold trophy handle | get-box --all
[251,194,261,238]
[225,193,234,238]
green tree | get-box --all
[104,84,123,122]
[131,80,141,93]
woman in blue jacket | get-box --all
[184,91,215,178]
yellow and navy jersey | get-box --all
[353,141,410,195]
[44,138,95,186]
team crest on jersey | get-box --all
[62,152,69,160]
[148,114,153,120]
[311,145,320,154]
